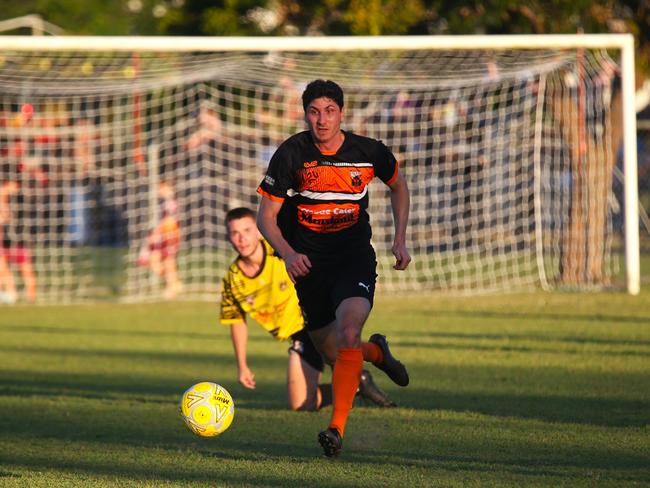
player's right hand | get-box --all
[238,367,256,389]
[283,251,312,282]
[392,241,412,270]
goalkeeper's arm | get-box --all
[230,321,256,389]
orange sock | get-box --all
[361,341,383,364]
[329,348,363,437]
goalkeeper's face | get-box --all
[305,97,344,147]
[227,216,262,258]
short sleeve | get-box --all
[373,141,399,186]
[220,275,245,325]
[257,144,294,203]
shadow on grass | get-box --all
[393,330,650,348]
[392,339,650,358]
[1,368,649,485]
[0,360,290,410]
[414,308,650,326]
[0,324,274,343]
[0,345,277,367]
[1,362,648,432]
[400,388,650,428]
[398,329,650,346]
[0,451,347,488]
[0,422,648,487]
[2,337,649,429]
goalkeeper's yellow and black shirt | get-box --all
[256,130,398,265]
[220,239,304,341]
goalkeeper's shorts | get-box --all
[289,328,325,372]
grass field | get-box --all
[1,290,649,487]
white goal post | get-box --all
[0,34,640,303]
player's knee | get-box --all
[337,323,362,348]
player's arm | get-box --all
[230,321,256,389]
[257,197,311,281]
[387,171,411,270]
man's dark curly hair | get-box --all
[301,79,344,111]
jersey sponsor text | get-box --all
[297,203,360,233]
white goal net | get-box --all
[0,36,639,303]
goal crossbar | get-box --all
[0,34,637,52]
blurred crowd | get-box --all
[1,58,646,301]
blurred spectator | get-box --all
[186,105,222,152]
[255,73,303,139]
[137,180,183,299]
[0,180,37,303]
[68,117,99,245]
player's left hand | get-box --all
[238,367,256,389]
[392,241,411,270]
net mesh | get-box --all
[0,46,620,303]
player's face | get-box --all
[227,216,262,258]
[305,97,344,146]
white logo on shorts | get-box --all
[358,282,371,293]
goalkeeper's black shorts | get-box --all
[289,328,325,372]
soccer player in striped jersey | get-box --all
[220,207,395,411]
[256,79,411,457]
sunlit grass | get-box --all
[0,291,649,487]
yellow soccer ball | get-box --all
[180,382,235,437]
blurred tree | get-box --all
[419,1,649,76]
[264,0,428,35]
[156,0,265,36]
[2,0,172,35]
[155,0,649,75]
[1,1,647,75]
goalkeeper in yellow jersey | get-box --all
[221,207,395,411]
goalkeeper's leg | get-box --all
[287,330,329,411]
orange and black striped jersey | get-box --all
[220,239,304,341]
[257,130,398,260]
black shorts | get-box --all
[288,328,325,372]
[294,247,377,331]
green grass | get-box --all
[29,248,650,301]
[0,291,649,487]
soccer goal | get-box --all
[0,35,639,303]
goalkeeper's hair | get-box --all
[301,79,344,111]
[225,207,256,225]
